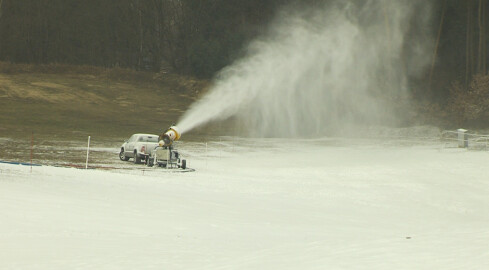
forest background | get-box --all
[1,0,489,129]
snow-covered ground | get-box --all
[1,138,488,269]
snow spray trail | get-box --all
[178,0,433,137]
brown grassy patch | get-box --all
[0,62,210,141]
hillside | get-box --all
[2,138,489,269]
[0,63,208,141]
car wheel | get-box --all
[120,149,129,161]
[134,151,141,164]
[181,159,186,169]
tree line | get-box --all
[1,0,489,101]
[0,0,297,77]
[429,1,488,97]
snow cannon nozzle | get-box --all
[159,125,181,146]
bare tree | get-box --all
[0,0,4,20]
[478,0,484,74]
[429,0,447,92]
[467,0,473,86]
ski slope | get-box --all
[1,138,488,269]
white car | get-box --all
[119,134,160,164]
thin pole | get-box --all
[85,136,91,169]
[30,131,34,173]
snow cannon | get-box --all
[159,125,181,146]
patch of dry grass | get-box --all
[0,62,209,141]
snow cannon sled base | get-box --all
[145,145,190,171]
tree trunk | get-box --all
[138,7,143,69]
[0,0,4,20]
[467,0,472,86]
[0,0,3,56]
[429,0,447,93]
[478,0,483,73]
[481,0,487,75]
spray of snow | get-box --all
[178,0,433,137]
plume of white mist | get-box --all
[178,0,433,137]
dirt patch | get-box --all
[0,64,209,141]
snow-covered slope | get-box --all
[1,139,488,269]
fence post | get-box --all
[30,131,34,173]
[86,136,91,169]
[457,129,468,148]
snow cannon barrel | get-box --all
[159,126,181,146]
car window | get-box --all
[138,136,158,142]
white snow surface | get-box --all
[1,138,489,269]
